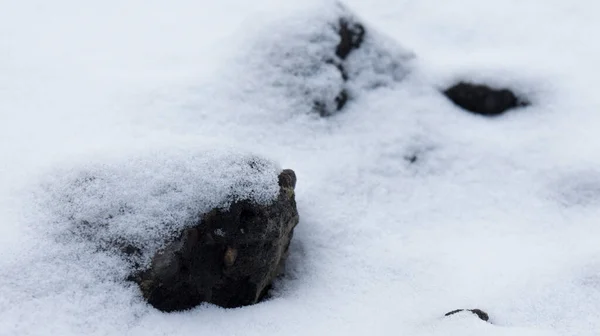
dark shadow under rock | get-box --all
[445,308,490,322]
[444,82,528,116]
[132,170,299,312]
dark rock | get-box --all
[444,82,528,116]
[132,170,300,312]
[335,18,365,60]
[278,169,297,189]
[445,309,490,322]
[405,154,418,164]
[313,15,366,117]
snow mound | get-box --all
[34,147,281,268]
[229,2,414,116]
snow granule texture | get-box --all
[226,2,414,116]
[2,0,600,335]
[0,147,281,335]
[35,148,280,267]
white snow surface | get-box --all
[34,148,280,266]
[1,0,600,335]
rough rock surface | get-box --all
[131,169,299,312]
[445,308,490,322]
[249,4,414,117]
[444,82,528,116]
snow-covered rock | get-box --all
[2,0,600,335]
[238,3,414,117]
[134,169,299,311]
[30,148,298,311]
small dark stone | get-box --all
[278,169,297,189]
[445,309,490,322]
[133,170,300,312]
[405,154,418,164]
[444,82,528,116]
[336,18,365,60]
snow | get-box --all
[1,0,600,335]
[33,148,280,266]
[229,3,414,116]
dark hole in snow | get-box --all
[444,82,529,116]
[445,308,490,322]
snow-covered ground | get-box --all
[1,0,600,335]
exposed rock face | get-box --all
[445,308,490,322]
[314,17,366,115]
[132,169,299,312]
[335,18,365,60]
[444,82,528,116]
